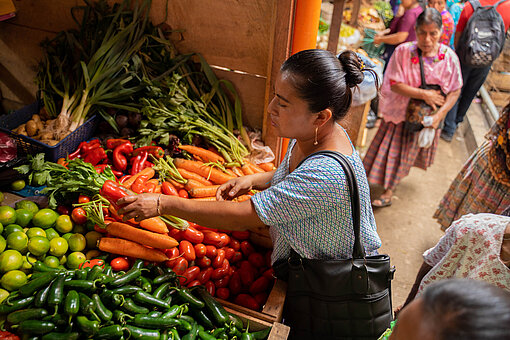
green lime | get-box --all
[15,209,33,228]
[85,231,102,250]
[0,250,23,273]
[26,227,46,238]
[3,224,23,237]
[0,206,16,226]
[0,223,3,235]
[68,233,86,252]
[0,236,5,253]
[6,231,28,252]
[15,200,39,216]
[55,215,73,234]
[45,228,59,241]
[61,233,73,241]
[49,237,68,257]
[32,209,58,229]
[1,270,27,291]
[86,249,102,260]
[66,252,86,269]
[43,256,60,268]
[59,255,67,265]
[0,288,9,304]
[27,236,50,257]
[10,180,25,192]
[20,257,33,274]
[72,224,87,234]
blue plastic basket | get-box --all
[0,102,97,162]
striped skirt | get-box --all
[363,120,440,191]
[433,141,510,230]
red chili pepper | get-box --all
[144,182,156,193]
[100,180,136,210]
[106,138,130,150]
[131,175,149,194]
[95,164,108,174]
[131,146,165,159]
[119,175,132,184]
[113,142,133,172]
[143,161,154,169]
[112,169,123,178]
[161,181,179,196]
[84,147,107,166]
[68,142,85,160]
[130,151,148,176]
[78,259,105,270]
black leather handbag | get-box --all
[273,151,395,340]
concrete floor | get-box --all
[361,120,470,308]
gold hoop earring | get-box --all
[314,127,319,146]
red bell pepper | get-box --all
[68,142,85,160]
[131,146,165,159]
[95,164,108,174]
[106,138,130,150]
[84,147,107,166]
[143,161,154,169]
[100,180,135,211]
[131,175,150,194]
[113,142,133,172]
[78,259,105,270]
[119,175,132,184]
[82,139,101,154]
[130,151,148,176]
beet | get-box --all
[128,112,142,128]
[120,127,134,137]
[115,114,129,128]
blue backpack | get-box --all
[456,0,508,67]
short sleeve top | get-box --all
[251,137,382,264]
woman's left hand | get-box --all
[117,193,161,222]
[426,112,443,129]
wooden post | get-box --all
[327,0,345,54]
[350,0,361,26]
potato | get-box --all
[39,132,54,140]
[35,120,45,132]
[32,114,41,123]
[13,123,26,134]
[17,127,27,136]
[25,120,38,137]
[41,140,59,146]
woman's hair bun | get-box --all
[338,50,364,88]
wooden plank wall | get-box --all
[0,0,295,152]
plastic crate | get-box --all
[0,102,97,162]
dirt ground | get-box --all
[361,122,470,308]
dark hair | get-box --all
[416,8,443,29]
[422,279,510,340]
[280,49,364,121]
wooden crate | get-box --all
[228,306,290,340]
[489,90,510,107]
[487,72,510,92]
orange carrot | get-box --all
[234,195,252,202]
[123,167,155,188]
[173,158,235,184]
[241,163,255,176]
[246,161,265,174]
[177,168,213,186]
[139,217,169,234]
[184,179,205,192]
[109,205,138,225]
[259,162,275,172]
[191,197,217,201]
[98,237,169,262]
[178,145,225,163]
[106,222,179,249]
[168,179,185,190]
[231,166,244,177]
[188,185,221,198]
[224,168,238,177]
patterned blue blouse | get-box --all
[252,137,381,264]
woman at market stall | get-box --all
[398,212,510,313]
[117,49,382,333]
[363,8,462,208]
[434,102,510,230]
[374,0,423,66]
[427,0,454,46]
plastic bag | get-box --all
[418,128,435,148]
[350,53,383,106]
[246,129,275,164]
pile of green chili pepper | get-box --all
[0,259,271,339]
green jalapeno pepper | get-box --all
[133,291,170,309]
[177,288,204,309]
[124,325,160,339]
[92,294,113,322]
[76,315,100,335]
[121,298,149,315]
[19,272,57,297]
[135,276,152,293]
[108,268,142,288]
[96,324,124,339]
[42,332,80,340]
[0,296,35,314]
[64,290,80,317]
[18,320,56,335]
[7,308,48,324]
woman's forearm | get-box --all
[435,89,461,121]
[250,170,275,190]
[379,31,409,45]
[160,195,265,230]
[403,262,433,307]
[391,83,426,99]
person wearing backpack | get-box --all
[440,0,510,142]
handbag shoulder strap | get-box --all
[296,150,365,259]
[417,48,426,87]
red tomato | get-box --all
[249,276,270,295]
[187,280,201,288]
[223,248,235,261]
[71,207,87,225]
[179,266,200,285]
[205,281,215,296]
[110,257,130,271]
[248,253,265,268]
[240,241,255,257]
[228,239,241,251]
[229,271,242,295]
[168,229,183,242]
[254,292,268,308]
[182,226,204,244]
[221,259,230,272]
[232,231,250,240]
[205,245,218,258]
[234,294,260,310]
[194,244,207,258]
[216,287,230,300]
[172,257,188,275]
[78,195,91,204]
[214,276,230,289]
[231,251,243,264]
[197,267,214,284]
[262,268,275,281]
[196,256,212,269]
[264,250,272,267]
[212,249,226,269]
[56,205,71,216]
[94,224,108,234]
[178,189,189,198]
[217,233,230,248]
[211,267,229,280]
[203,232,222,247]
[163,247,180,267]
[239,262,256,287]
[179,240,196,261]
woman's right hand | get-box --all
[422,89,445,111]
[216,176,253,201]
